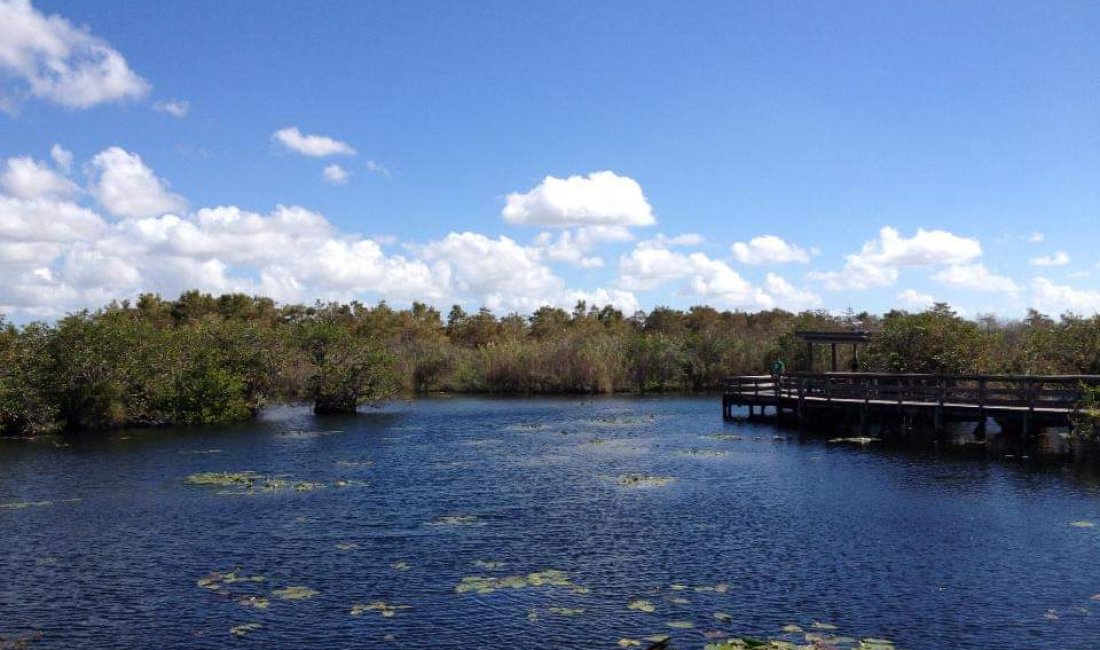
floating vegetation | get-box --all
[828,437,881,445]
[617,639,642,648]
[185,471,260,487]
[351,601,410,618]
[332,479,369,488]
[0,500,54,510]
[271,585,319,600]
[229,623,261,637]
[627,599,656,613]
[669,597,690,605]
[391,561,411,571]
[197,569,266,590]
[669,584,688,591]
[185,471,329,495]
[701,434,743,441]
[812,622,838,630]
[667,620,694,629]
[235,595,269,609]
[429,515,483,526]
[279,429,342,439]
[1069,520,1096,528]
[677,448,729,458]
[547,606,585,616]
[694,583,730,593]
[0,497,80,511]
[616,474,675,488]
[335,460,372,468]
[473,560,505,570]
[335,542,359,551]
[714,612,733,623]
[454,569,584,595]
[694,622,898,650]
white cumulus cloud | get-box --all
[896,289,935,310]
[931,263,1019,293]
[0,0,150,109]
[153,98,189,118]
[1031,278,1100,314]
[1,155,79,198]
[502,171,655,228]
[322,164,350,185]
[87,147,186,219]
[731,235,810,265]
[810,226,982,290]
[272,127,356,157]
[1029,251,1069,267]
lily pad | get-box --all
[617,474,675,488]
[628,599,656,613]
[230,623,261,637]
[714,612,733,623]
[391,561,411,571]
[473,560,505,570]
[335,542,359,551]
[235,595,269,609]
[1070,521,1096,528]
[455,569,582,595]
[667,620,695,629]
[351,601,410,618]
[547,606,585,616]
[617,639,642,648]
[677,448,729,458]
[272,585,318,600]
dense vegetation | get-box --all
[1,293,1099,435]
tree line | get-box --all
[1,292,1099,434]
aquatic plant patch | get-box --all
[271,585,319,600]
[454,569,586,595]
[350,601,410,618]
[616,474,675,487]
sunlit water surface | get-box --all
[2,396,1099,649]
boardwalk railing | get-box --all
[724,373,1100,414]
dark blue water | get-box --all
[2,396,1099,649]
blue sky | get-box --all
[1,0,1098,320]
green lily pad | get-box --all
[335,542,359,551]
[617,474,675,487]
[1070,521,1096,528]
[547,606,585,616]
[667,620,695,628]
[272,585,318,600]
[627,599,656,613]
[235,595,269,609]
[351,601,411,617]
[391,561,411,571]
[714,612,733,623]
[473,560,505,570]
[454,569,582,595]
[229,623,261,637]
[617,639,642,648]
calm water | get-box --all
[2,396,1099,649]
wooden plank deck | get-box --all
[722,372,1100,433]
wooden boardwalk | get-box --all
[723,372,1100,435]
